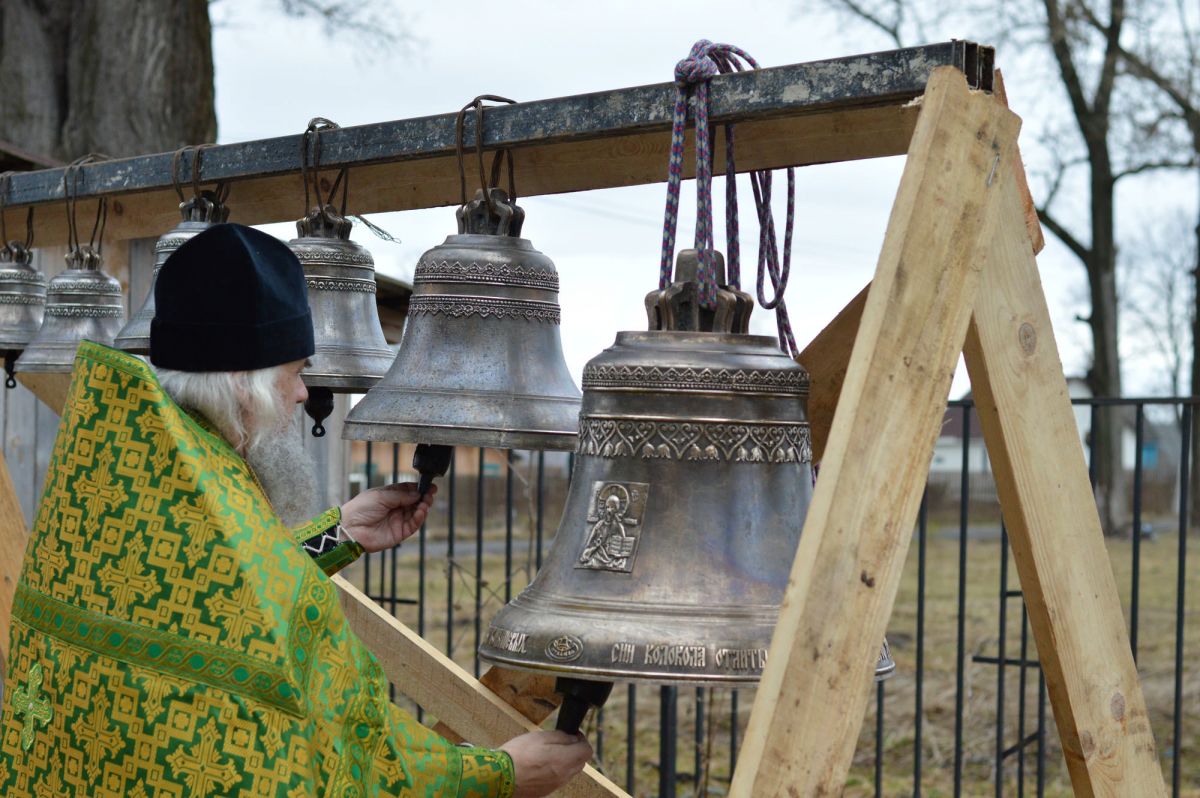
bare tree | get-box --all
[1121,212,1195,405]
[0,0,415,162]
[809,0,1192,531]
[211,0,416,55]
[0,0,216,161]
[1076,0,1200,523]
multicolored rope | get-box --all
[661,40,720,304]
[659,40,800,357]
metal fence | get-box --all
[345,397,1198,797]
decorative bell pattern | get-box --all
[16,248,124,374]
[342,188,581,451]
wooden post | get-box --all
[730,67,1021,796]
[335,576,628,798]
[962,174,1167,794]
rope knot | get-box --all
[674,40,718,86]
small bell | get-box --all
[0,240,46,387]
[115,191,229,354]
[16,247,124,374]
[342,188,581,485]
[288,203,395,437]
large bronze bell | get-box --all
[16,247,124,373]
[115,191,229,354]
[288,204,395,435]
[0,239,46,384]
[342,188,581,461]
[480,250,891,724]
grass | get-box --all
[340,506,1200,797]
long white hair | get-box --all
[155,364,319,525]
[154,365,292,453]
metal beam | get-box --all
[1,41,993,246]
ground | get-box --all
[341,516,1199,797]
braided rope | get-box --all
[659,40,800,356]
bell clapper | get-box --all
[553,677,614,736]
[3,351,16,389]
[413,444,453,500]
[304,387,335,437]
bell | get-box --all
[342,188,581,457]
[0,239,46,385]
[16,247,124,373]
[480,250,889,725]
[115,191,229,354]
[288,204,395,436]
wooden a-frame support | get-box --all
[0,67,1167,797]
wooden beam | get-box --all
[0,452,29,666]
[797,284,868,463]
[794,70,1044,465]
[1,43,990,201]
[992,69,1045,255]
[16,373,71,416]
[3,104,920,249]
[434,667,560,744]
[334,576,628,798]
[730,68,1021,796]
[962,176,1167,795]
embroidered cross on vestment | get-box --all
[12,662,52,751]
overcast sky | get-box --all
[208,0,1196,399]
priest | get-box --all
[0,223,590,797]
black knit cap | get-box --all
[150,223,315,372]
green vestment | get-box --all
[0,342,515,797]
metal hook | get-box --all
[301,118,346,215]
[170,145,194,205]
[455,95,517,215]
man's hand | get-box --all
[339,483,437,553]
[501,730,593,798]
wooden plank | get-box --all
[730,67,1021,796]
[794,71,1045,465]
[992,70,1044,255]
[4,104,920,248]
[962,176,1167,795]
[15,373,70,418]
[434,667,560,744]
[0,452,30,666]
[798,285,868,463]
[333,575,628,798]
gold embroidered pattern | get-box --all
[0,342,515,797]
[11,662,51,752]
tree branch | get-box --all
[1078,0,1197,121]
[1038,207,1092,264]
[1042,0,1096,127]
[1114,158,1199,180]
[821,0,906,47]
[1093,0,1127,120]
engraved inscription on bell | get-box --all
[610,643,637,665]
[644,644,706,669]
[575,481,649,573]
[484,627,528,655]
[715,648,768,672]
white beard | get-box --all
[244,407,319,527]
